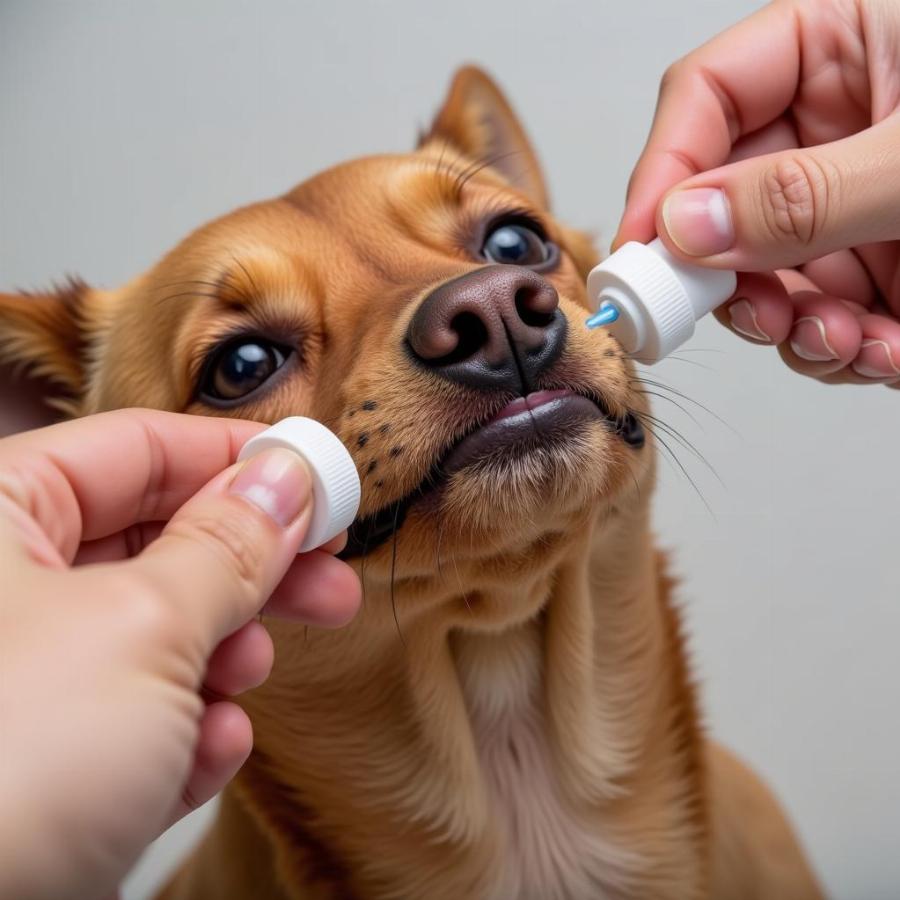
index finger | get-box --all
[0,409,266,562]
[614,1,800,247]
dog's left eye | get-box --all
[199,339,291,403]
[481,221,551,267]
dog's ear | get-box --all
[0,278,92,412]
[420,66,549,209]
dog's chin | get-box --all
[437,423,611,531]
[340,390,632,559]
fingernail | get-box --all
[851,339,900,379]
[728,299,771,343]
[790,316,839,361]
[662,188,734,257]
[229,448,311,527]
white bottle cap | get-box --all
[586,238,737,364]
[238,417,361,553]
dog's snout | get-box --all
[406,265,567,392]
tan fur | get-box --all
[1,67,822,899]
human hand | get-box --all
[0,409,361,900]
[616,0,900,385]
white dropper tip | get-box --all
[584,238,737,364]
[238,417,361,553]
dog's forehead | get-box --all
[281,152,515,228]
[282,154,410,213]
[142,151,541,321]
[253,152,519,286]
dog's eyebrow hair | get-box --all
[151,268,254,311]
[231,256,260,295]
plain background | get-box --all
[2,1,898,897]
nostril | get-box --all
[420,311,489,366]
[407,267,565,388]
[514,286,557,328]
[410,312,490,367]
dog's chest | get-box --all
[455,630,631,900]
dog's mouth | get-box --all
[339,388,642,559]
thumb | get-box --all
[123,447,314,648]
[655,116,900,270]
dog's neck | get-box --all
[231,502,707,900]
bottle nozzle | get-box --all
[583,238,736,363]
[585,302,620,329]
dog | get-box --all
[0,67,823,900]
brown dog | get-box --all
[0,68,823,900]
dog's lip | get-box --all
[339,387,622,560]
[441,390,605,476]
[485,388,575,423]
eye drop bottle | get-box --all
[584,238,737,364]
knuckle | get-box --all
[171,512,266,592]
[114,572,185,645]
[659,59,687,95]
[113,571,206,682]
[759,154,839,245]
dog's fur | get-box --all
[0,68,823,900]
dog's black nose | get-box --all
[406,265,567,392]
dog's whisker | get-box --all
[453,150,523,201]
[151,289,227,310]
[649,354,717,372]
[668,347,725,354]
[644,424,716,518]
[389,502,406,648]
[152,273,256,309]
[154,289,222,303]
[359,533,370,610]
[631,388,704,429]
[153,278,224,292]
[451,155,483,198]
[435,137,452,181]
[451,149,514,198]
[434,508,448,581]
[231,256,261,297]
[636,410,723,487]
[619,452,643,505]
[630,375,737,435]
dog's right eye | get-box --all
[481,221,550,267]
[199,339,291,403]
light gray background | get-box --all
[2,2,898,898]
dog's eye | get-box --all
[482,222,551,267]
[200,339,290,403]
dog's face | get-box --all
[1,68,653,628]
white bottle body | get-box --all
[586,238,736,363]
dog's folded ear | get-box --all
[0,278,93,412]
[420,65,549,210]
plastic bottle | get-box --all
[238,417,360,553]
[584,238,737,364]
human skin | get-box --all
[616,0,900,386]
[0,408,361,900]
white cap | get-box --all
[586,238,737,364]
[238,417,361,553]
